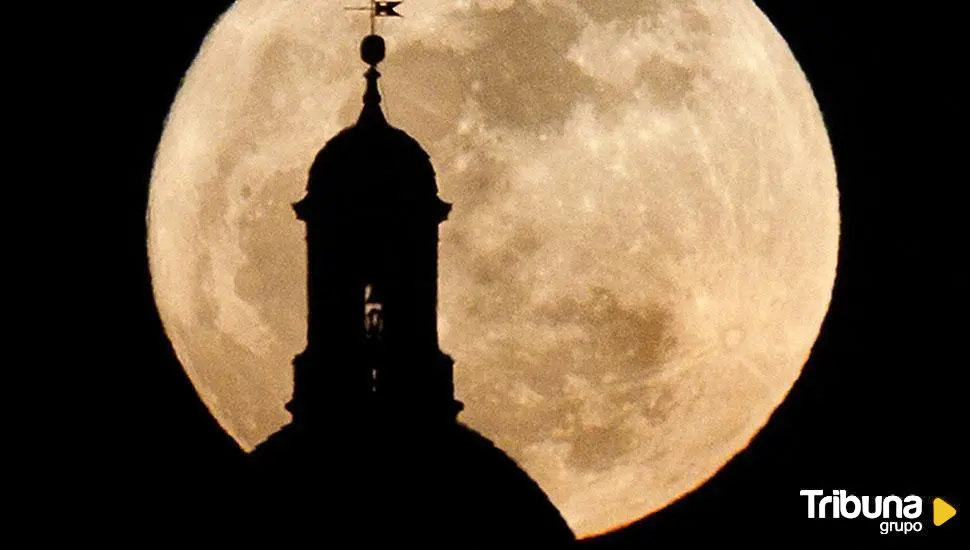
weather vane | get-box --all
[345,0,403,35]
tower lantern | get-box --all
[286,30,462,426]
[247,12,575,544]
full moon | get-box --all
[148,0,838,537]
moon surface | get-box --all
[148,0,838,537]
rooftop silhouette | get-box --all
[246,26,576,546]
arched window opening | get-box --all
[364,283,384,340]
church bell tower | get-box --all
[246,17,575,544]
[286,33,463,426]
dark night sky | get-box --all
[43,0,963,545]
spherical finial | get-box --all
[361,34,386,66]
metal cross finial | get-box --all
[344,1,403,35]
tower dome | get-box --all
[295,34,446,216]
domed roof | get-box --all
[295,35,442,217]
[307,115,437,197]
[248,421,576,546]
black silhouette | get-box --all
[59,2,963,547]
[246,33,575,546]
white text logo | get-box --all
[799,490,923,534]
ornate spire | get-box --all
[358,34,387,126]
[345,1,402,126]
